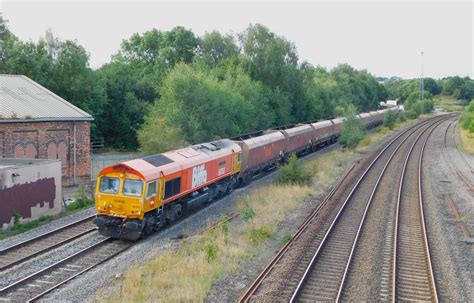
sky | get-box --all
[1,0,472,79]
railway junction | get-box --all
[0,114,471,302]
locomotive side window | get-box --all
[146,181,157,198]
[164,177,181,199]
[123,179,144,197]
[99,177,120,194]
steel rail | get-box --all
[238,163,356,303]
[0,214,95,253]
[289,116,445,302]
[418,116,440,302]
[333,115,449,301]
[0,215,97,272]
[0,237,112,294]
[239,117,439,303]
[391,118,442,302]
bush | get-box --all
[66,185,94,211]
[338,105,366,149]
[460,100,474,133]
[397,111,407,122]
[276,154,311,185]
[383,109,397,129]
[405,110,418,119]
[249,225,272,244]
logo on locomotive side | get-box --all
[192,164,208,188]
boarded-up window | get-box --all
[47,142,58,160]
[14,144,24,158]
[25,143,37,159]
[58,142,68,168]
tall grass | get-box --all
[459,128,474,155]
[103,185,310,302]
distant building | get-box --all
[0,75,93,186]
[386,99,398,106]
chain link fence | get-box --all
[90,152,143,181]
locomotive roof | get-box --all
[101,139,241,181]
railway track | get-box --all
[0,237,132,302]
[0,211,239,302]
[390,114,441,302]
[0,215,96,272]
[240,116,446,302]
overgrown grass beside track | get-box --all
[101,185,311,302]
[459,128,474,155]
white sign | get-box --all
[192,164,208,188]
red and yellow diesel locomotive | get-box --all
[94,108,399,240]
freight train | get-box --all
[93,107,399,240]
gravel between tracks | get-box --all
[228,125,411,302]
[421,118,473,301]
[0,208,96,250]
[340,120,419,300]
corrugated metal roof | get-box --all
[0,74,93,121]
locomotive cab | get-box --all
[93,167,153,240]
[95,172,145,219]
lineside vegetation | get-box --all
[94,116,419,302]
[459,100,474,154]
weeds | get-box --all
[276,154,311,185]
[65,185,94,211]
[281,233,292,244]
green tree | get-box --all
[97,62,150,148]
[383,109,397,129]
[138,116,187,154]
[198,31,239,68]
[338,105,366,148]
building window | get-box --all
[47,142,58,160]
[25,143,37,159]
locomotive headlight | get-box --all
[109,204,113,208]
[97,194,101,199]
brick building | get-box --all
[0,75,93,186]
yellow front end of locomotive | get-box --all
[95,171,146,220]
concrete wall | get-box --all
[0,120,91,186]
[0,159,62,229]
